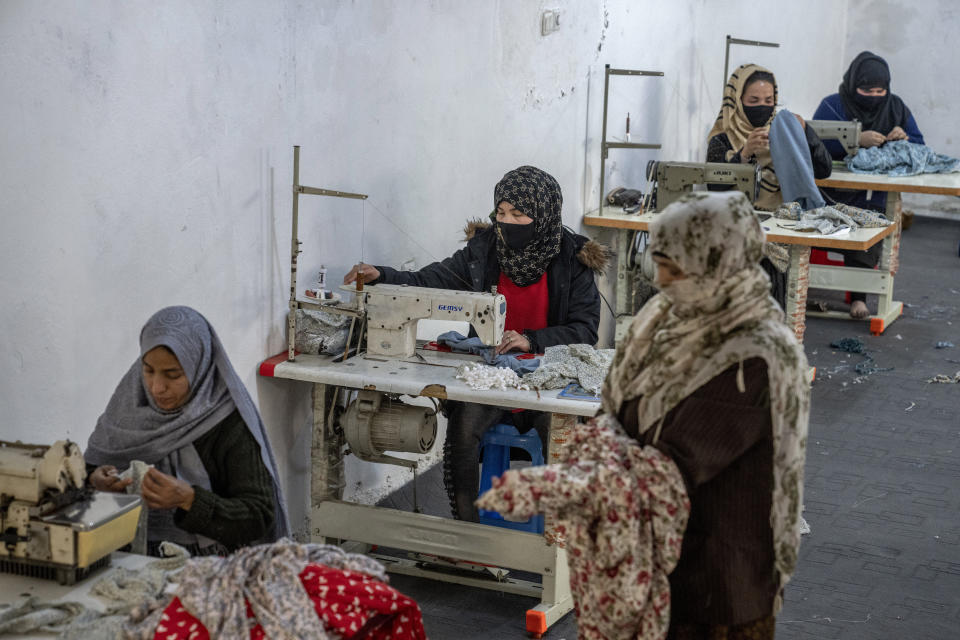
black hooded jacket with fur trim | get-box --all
[370,221,608,352]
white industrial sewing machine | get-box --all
[646,160,760,211]
[0,440,142,585]
[355,283,506,359]
[807,120,861,157]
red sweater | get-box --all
[498,272,548,334]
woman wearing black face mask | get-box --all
[706,64,832,309]
[343,165,607,521]
[707,64,833,211]
[813,51,924,319]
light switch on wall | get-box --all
[541,10,560,36]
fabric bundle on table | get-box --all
[477,415,689,640]
[846,140,959,177]
[520,344,615,394]
[774,200,892,235]
[124,539,424,640]
[295,309,352,356]
[437,330,541,374]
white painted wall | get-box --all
[844,0,960,214]
[1,0,851,538]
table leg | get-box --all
[310,383,344,542]
[785,245,811,342]
[524,411,577,637]
[614,229,634,344]
[872,191,904,335]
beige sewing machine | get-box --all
[0,440,141,585]
[357,283,506,358]
[807,120,861,157]
[646,160,760,211]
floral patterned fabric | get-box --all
[476,414,690,640]
[602,191,810,610]
[129,539,417,640]
[151,564,425,640]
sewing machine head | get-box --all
[807,120,861,158]
[647,160,760,211]
[0,440,141,584]
[357,283,506,358]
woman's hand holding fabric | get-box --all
[741,127,769,160]
[793,113,806,129]
[495,330,531,355]
[885,126,908,141]
[89,465,133,492]
[141,467,196,511]
[859,130,886,148]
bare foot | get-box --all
[850,300,870,319]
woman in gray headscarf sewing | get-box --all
[85,306,289,556]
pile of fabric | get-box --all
[295,309,352,356]
[774,200,892,235]
[847,140,959,177]
[0,540,425,640]
[520,344,615,394]
[477,414,689,640]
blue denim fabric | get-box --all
[846,140,959,177]
[769,109,826,210]
[437,331,541,374]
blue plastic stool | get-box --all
[477,423,545,534]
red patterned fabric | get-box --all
[153,564,425,640]
[498,272,548,333]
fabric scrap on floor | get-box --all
[521,344,615,394]
[830,337,893,376]
[437,330,541,374]
[926,371,960,384]
[477,414,689,640]
[846,140,960,177]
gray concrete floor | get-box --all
[379,214,960,639]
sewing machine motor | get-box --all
[0,440,141,585]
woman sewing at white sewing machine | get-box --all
[85,306,289,556]
[343,165,607,521]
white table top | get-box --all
[0,552,154,638]
[816,168,960,195]
[261,352,601,417]
[583,209,895,251]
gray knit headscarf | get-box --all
[493,165,563,287]
[86,306,290,544]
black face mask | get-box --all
[743,105,774,128]
[497,221,537,252]
[854,92,885,110]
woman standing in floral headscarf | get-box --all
[343,166,607,521]
[707,63,833,309]
[603,191,810,638]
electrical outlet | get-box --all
[541,9,560,36]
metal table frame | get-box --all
[260,352,599,637]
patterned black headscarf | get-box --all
[493,165,563,287]
[839,51,909,135]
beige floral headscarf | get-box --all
[601,191,810,608]
[708,63,782,212]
